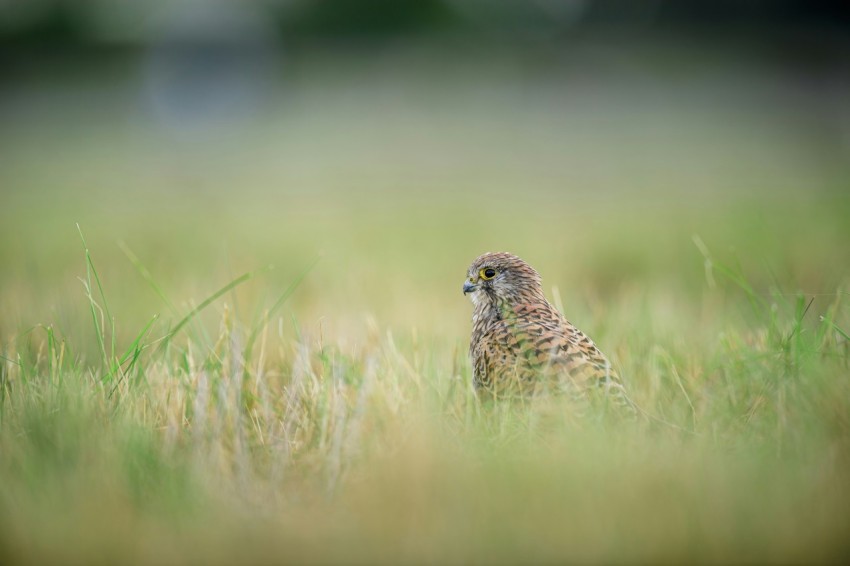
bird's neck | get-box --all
[472,297,502,326]
[472,287,547,327]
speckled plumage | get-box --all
[463,252,634,414]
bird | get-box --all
[463,251,634,415]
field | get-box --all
[2,48,850,563]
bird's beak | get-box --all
[463,280,477,295]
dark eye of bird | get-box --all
[484,268,496,279]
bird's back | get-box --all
[472,297,634,414]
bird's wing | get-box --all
[511,304,636,415]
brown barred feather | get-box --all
[464,252,635,416]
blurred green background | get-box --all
[3,0,849,340]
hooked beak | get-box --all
[463,280,477,295]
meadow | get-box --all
[2,51,850,563]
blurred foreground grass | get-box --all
[2,53,850,563]
[2,189,849,563]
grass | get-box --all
[1,189,849,564]
[2,53,850,562]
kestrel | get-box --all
[463,252,634,414]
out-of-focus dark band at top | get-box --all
[0,0,848,46]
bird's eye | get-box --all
[480,267,497,280]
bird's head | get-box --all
[463,252,544,306]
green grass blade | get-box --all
[161,268,266,350]
[0,354,22,367]
[118,240,180,316]
[76,228,109,371]
[104,313,159,386]
[693,237,770,314]
[825,319,850,342]
[243,256,319,370]
[76,224,116,364]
